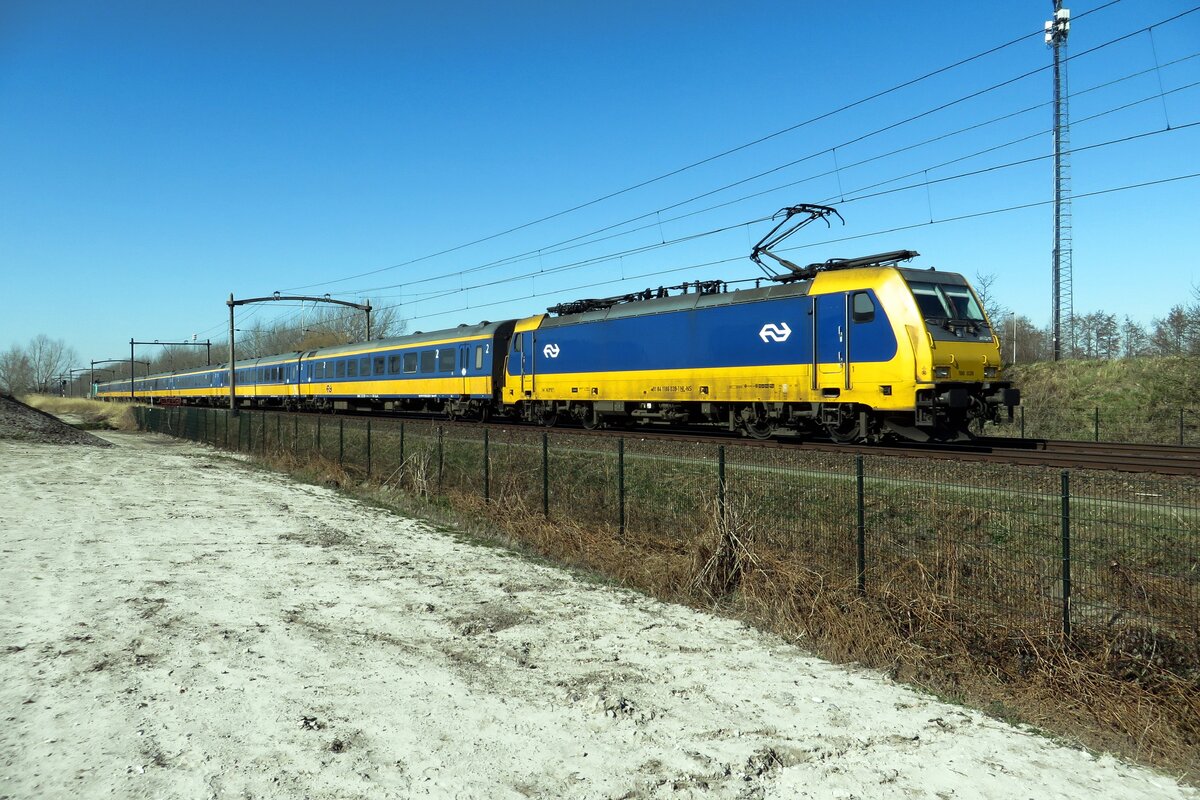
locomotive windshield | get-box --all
[908,281,987,323]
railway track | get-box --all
[200,404,1200,477]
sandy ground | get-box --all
[1,428,1197,800]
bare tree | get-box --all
[1121,316,1149,357]
[1150,306,1191,356]
[24,335,77,393]
[0,344,33,394]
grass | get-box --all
[988,356,1200,444]
[139,404,1200,782]
[22,394,138,431]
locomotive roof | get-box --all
[541,277,814,327]
[897,267,969,285]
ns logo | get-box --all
[543,343,561,358]
[758,323,792,343]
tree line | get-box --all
[975,276,1200,364]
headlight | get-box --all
[984,366,998,378]
[934,366,951,378]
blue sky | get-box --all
[1,1,1198,362]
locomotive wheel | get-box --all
[740,407,774,440]
[537,404,558,427]
[825,419,861,444]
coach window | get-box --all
[438,348,455,373]
[389,355,401,374]
[403,353,418,373]
[475,345,484,370]
[335,360,345,379]
[360,358,370,376]
[852,292,875,323]
[347,359,357,378]
[374,356,386,375]
[420,350,436,373]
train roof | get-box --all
[297,319,512,360]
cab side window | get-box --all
[852,292,875,323]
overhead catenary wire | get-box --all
[369,116,1199,308]
[281,0,1136,295]
[285,4,1196,304]
[351,66,1200,300]
[361,169,1200,328]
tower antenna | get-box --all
[1047,1,1073,360]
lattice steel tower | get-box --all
[1047,2,1073,360]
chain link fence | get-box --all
[137,407,1199,644]
[985,405,1200,445]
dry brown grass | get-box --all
[23,394,137,431]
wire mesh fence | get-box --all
[984,405,1200,445]
[135,407,1199,644]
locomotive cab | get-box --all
[897,268,1020,439]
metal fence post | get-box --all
[856,454,866,597]
[339,418,344,465]
[400,421,406,466]
[542,432,549,517]
[618,437,625,536]
[717,445,726,522]
[1181,409,1186,446]
[293,414,298,454]
[276,413,281,453]
[316,415,322,455]
[1093,407,1099,442]
[1061,470,1072,638]
[437,426,444,490]
[224,410,229,449]
[1020,405,1025,439]
[483,428,490,503]
[366,419,373,478]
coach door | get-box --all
[459,343,470,395]
[814,293,848,394]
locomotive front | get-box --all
[893,267,1019,439]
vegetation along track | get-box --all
[239,407,1200,476]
